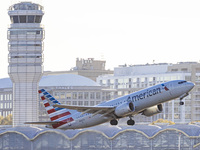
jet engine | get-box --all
[114,102,135,117]
[142,104,163,117]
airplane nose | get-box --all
[187,82,195,91]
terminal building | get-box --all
[1,124,200,149]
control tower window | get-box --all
[19,16,26,23]
[13,16,19,23]
[35,16,42,23]
[28,16,35,23]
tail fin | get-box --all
[38,89,74,128]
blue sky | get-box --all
[1,0,200,78]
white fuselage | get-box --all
[51,80,194,129]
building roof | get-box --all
[40,74,100,87]
[0,74,100,89]
[0,124,200,140]
[0,78,12,89]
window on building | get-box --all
[72,92,77,99]
[72,101,77,105]
[84,92,89,99]
[78,101,83,106]
[60,92,65,99]
[66,101,71,105]
[84,101,89,106]
[66,92,71,99]
[19,15,26,23]
[90,92,95,99]
[35,15,42,23]
[181,68,188,72]
[54,92,59,99]
[96,92,101,99]
[96,101,101,105]
[28,15,35,23]
[13,16,19,23]
[90,101,95,106]
[9,94,12,100]
[0,95,3,101]
[78,92,83,99]
[36,31,41,34]
[185,76,191,81]
[196,68,200,73]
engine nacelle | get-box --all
[142,104,163,117]
[115,102,135,117]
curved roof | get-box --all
[0,74,100,89]
[1,124,200,140]
[39,74,100,87]
[0,78,12,89]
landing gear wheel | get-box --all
[110,119,118,125]
[127,119,135,126]
[179,101,184,105]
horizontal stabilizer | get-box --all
[24,121,60,125]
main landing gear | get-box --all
[110,117,135,126]
[127,116,135,126]
[127,119,135,126]
[110,119,118,125]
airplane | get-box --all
[25,80,194,129]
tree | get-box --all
[0,115,3,124]
[151,118,175,125]
[0,114,12,125]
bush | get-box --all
[0,114,12,125]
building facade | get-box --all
[97,62,200,123]
[8,2,45,126]
[0,74,114,122]
[44,58,113,81]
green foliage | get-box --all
[0,114,12,125]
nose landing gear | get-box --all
[179,93,188,105]
[179,101,184,105]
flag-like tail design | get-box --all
[38,89,74,129]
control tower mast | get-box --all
[8,2,45,126]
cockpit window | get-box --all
[178,81,187,84]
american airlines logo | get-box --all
[162,84,169,91]
[127,87,161,102]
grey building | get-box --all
[0,74,114,122]
[44,58,113,81]
[97,62,200,123]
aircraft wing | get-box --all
[53,104,115,116]
[24,121,60,125]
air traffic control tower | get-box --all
[8,2,45,126]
